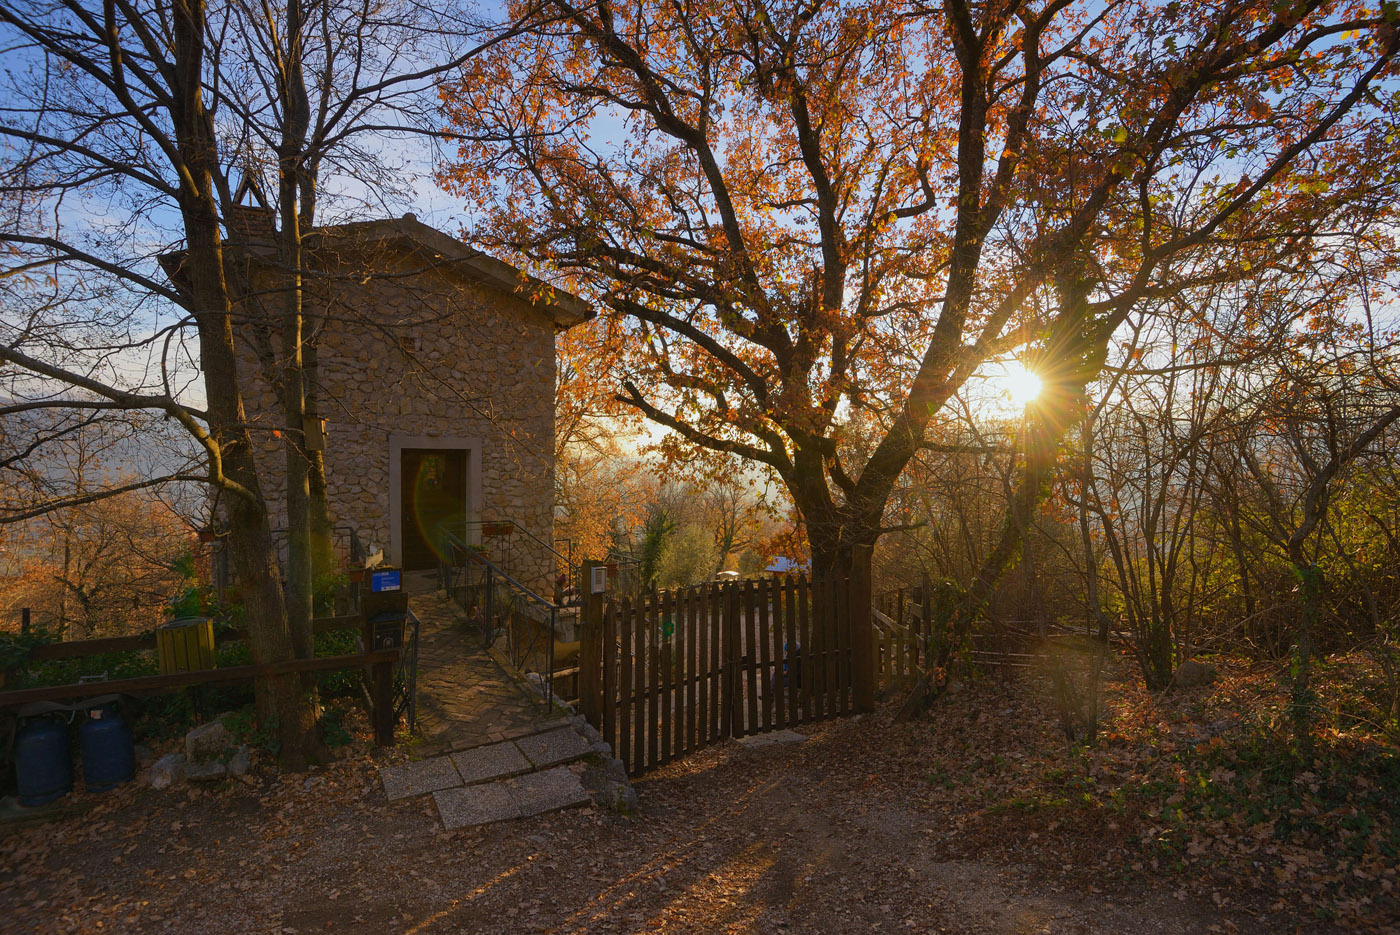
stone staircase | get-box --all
[380,718,631,830]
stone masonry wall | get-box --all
[232,227,559,591]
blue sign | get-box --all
[370,569,401,593]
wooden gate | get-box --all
[580,576,854,777]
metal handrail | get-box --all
[442,530,556,607]
[462,519,582,601]
[464,520,580,580]
[441,530,557,709]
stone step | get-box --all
[379,725,594,802]
[433,766,591,830]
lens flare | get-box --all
[1004,365,1043,406]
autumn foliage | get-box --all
[442,0,1400,600]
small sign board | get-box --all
[370,569,402,593]
[590,565,607,594]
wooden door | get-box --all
[400,448,468,570]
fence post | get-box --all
[579,559,607,725]
[372,654,396,747]
[851,543,876,713]
[723,583,741,738]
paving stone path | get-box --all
[387,590,599,830]
[409,590,559,758]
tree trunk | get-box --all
[170,0,317,768]
[278,0,316,673]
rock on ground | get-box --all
[184,720,234,763]
[186,760,227,784]
[148,753,186,790]
[1172,659,1217,688]
[226,746,252,779]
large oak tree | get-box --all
[441,0,1400,627]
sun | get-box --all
[1002,363,1043,406]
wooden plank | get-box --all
[829,575,841,714]
[784,576,798,726]
[875,631,886,689]
[809,577,824,721]
[618,598,632,774]
[0,649,399,707]
[797,576,812,723]
[757,578,774,731]
[659,589,673,766]
[578,594,597,724]
[742,580,759,737]
[686,584,699,758]
[20,614,365,664]
[697,584,710,751]
[834,575,848,716]
[834,574,849,715]
[602,601,617,755]
[671,588,686,762]
[821,577,836,719]
[771,578,786,731]
[27,633,160,660]
[711,583,723,741]
[648,589,661,772]
[632,598,646,776]
[721,583,739,738]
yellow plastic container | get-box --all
[156,617,216,674]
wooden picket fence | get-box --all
[872,586,932,691]
[579,576,854,777]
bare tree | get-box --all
[0,0,513,765]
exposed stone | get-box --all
[581,760,638,814]
[601,757,628,784]
[435,782,520,830]
[226,745,252,778]
[601,780,638,813]
[507,766,590,815]
[186,760,227,783]
[184,721,234,763]
[231,220,568,590]
[379,757,462,801]
[149,754,187,790]
[451,742,532,785]
[737,729,808,748]
[515,727,592,769]
[1173,659,1217,688]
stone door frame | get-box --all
[388,434,483,568]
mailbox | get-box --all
[368,612,406,650]
[361,565,408,652]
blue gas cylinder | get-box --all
[79,705,134,792]
[15,717,72,806]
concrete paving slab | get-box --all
[737,729,808,748]
[380,757,462,801]
[451,740,533,785]
[514,727,591,769]
[434,782,521,830]
[507,766,591,816]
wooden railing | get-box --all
[0,615,404,746]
